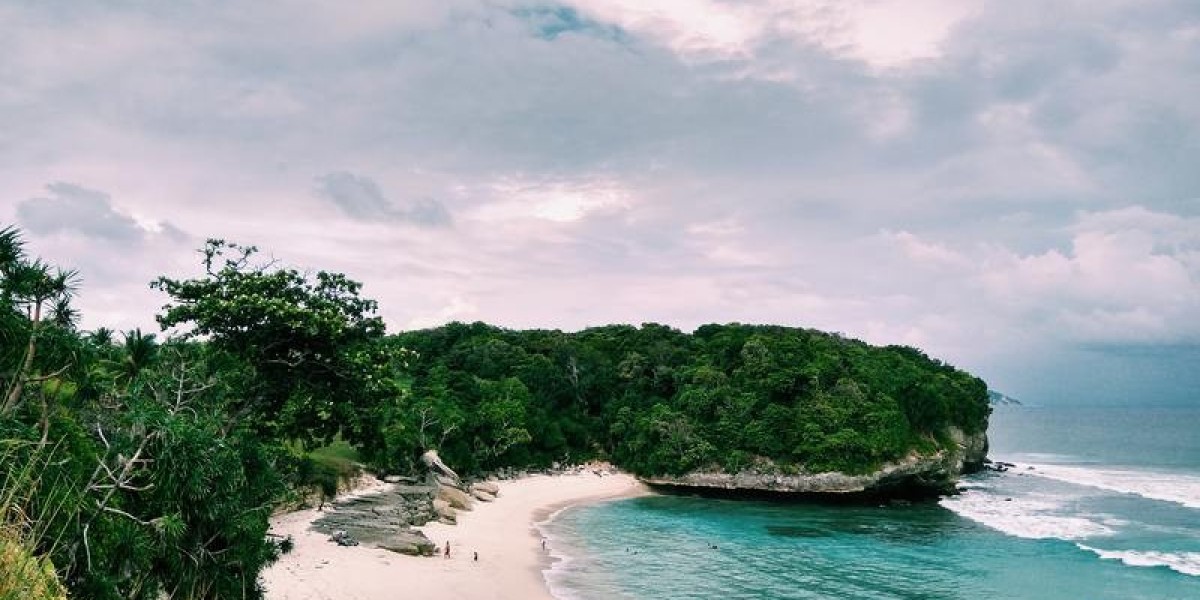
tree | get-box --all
[473,377,532,467]
[1,226,80,417]
[57,343,287,599]
[114,329,158,387]
[151,239,398,446]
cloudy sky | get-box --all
[3,0,1198,405]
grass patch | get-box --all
[293,439,364,508]
[307,439,361,464]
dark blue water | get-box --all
[542,406,1200,599]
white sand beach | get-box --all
[261,471,650,600]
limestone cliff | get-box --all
[643,427,988,499]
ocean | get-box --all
[540,405,1200,599]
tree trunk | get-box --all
[38,377,62,447]
[2,300,40,415]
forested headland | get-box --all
[0,227,989,599]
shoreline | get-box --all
[261,470,650,600]
[529,482,650,589]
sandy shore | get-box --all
[261,471,650,600]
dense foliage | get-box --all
[151,239,410,449]
[386,321,990,476]
[0,231,378,599]
[1,225,989,597]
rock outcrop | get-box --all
[436,484,474,511]
[471,481,500,496]
[378,531,438,557]
[310,483,439,556]
[432,498,456,523]
[644,428,988,500]
[952,426,988,474]
[307,451,489,555]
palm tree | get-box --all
[0,226,80,415]
[88,327,115,348]
[118,328,158,384]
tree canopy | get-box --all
[387,321,989,477]
[151,239,407,449]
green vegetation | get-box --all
[388,322,990,477]
[1,225,989,597]
[1,443,68,600]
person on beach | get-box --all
[444,542,451,558]
[542,539,547,551]
[473,551,478,562]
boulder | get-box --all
[437,484,474,511]
[471,481,500,496]
[329,530,359,547]
[379,530,437,557]
[432,498,456,523]
[470,489,495,502]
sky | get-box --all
[2,0,1198,405]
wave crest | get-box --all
[1077,545,1200,577]
[1018,463,1200,509]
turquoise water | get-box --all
[542,406,1200,599]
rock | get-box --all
[309,479,442,548]
[330,530,359,547]
[379,530,437,556]
[470,489,495,502]
[470,481,500,496]
[383,475,403,483]
[432,498,456,523]
[437,484,474,511]
[643,427,990,500]
[948,426,989,474]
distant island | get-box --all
[988,390,1024,406]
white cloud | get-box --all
[976,207,1200,344]
[471,177,633,224]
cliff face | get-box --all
[643,427,988,499]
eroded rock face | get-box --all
[955,427,989,473]
[644,428,989,499]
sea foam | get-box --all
[940,489,1116,540]
[1017,463,1200,509]
[1077,545,1200,577]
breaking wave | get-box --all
[939,488,1117,540]
[1017,463,1200,509]
[1077,545,1200,577]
